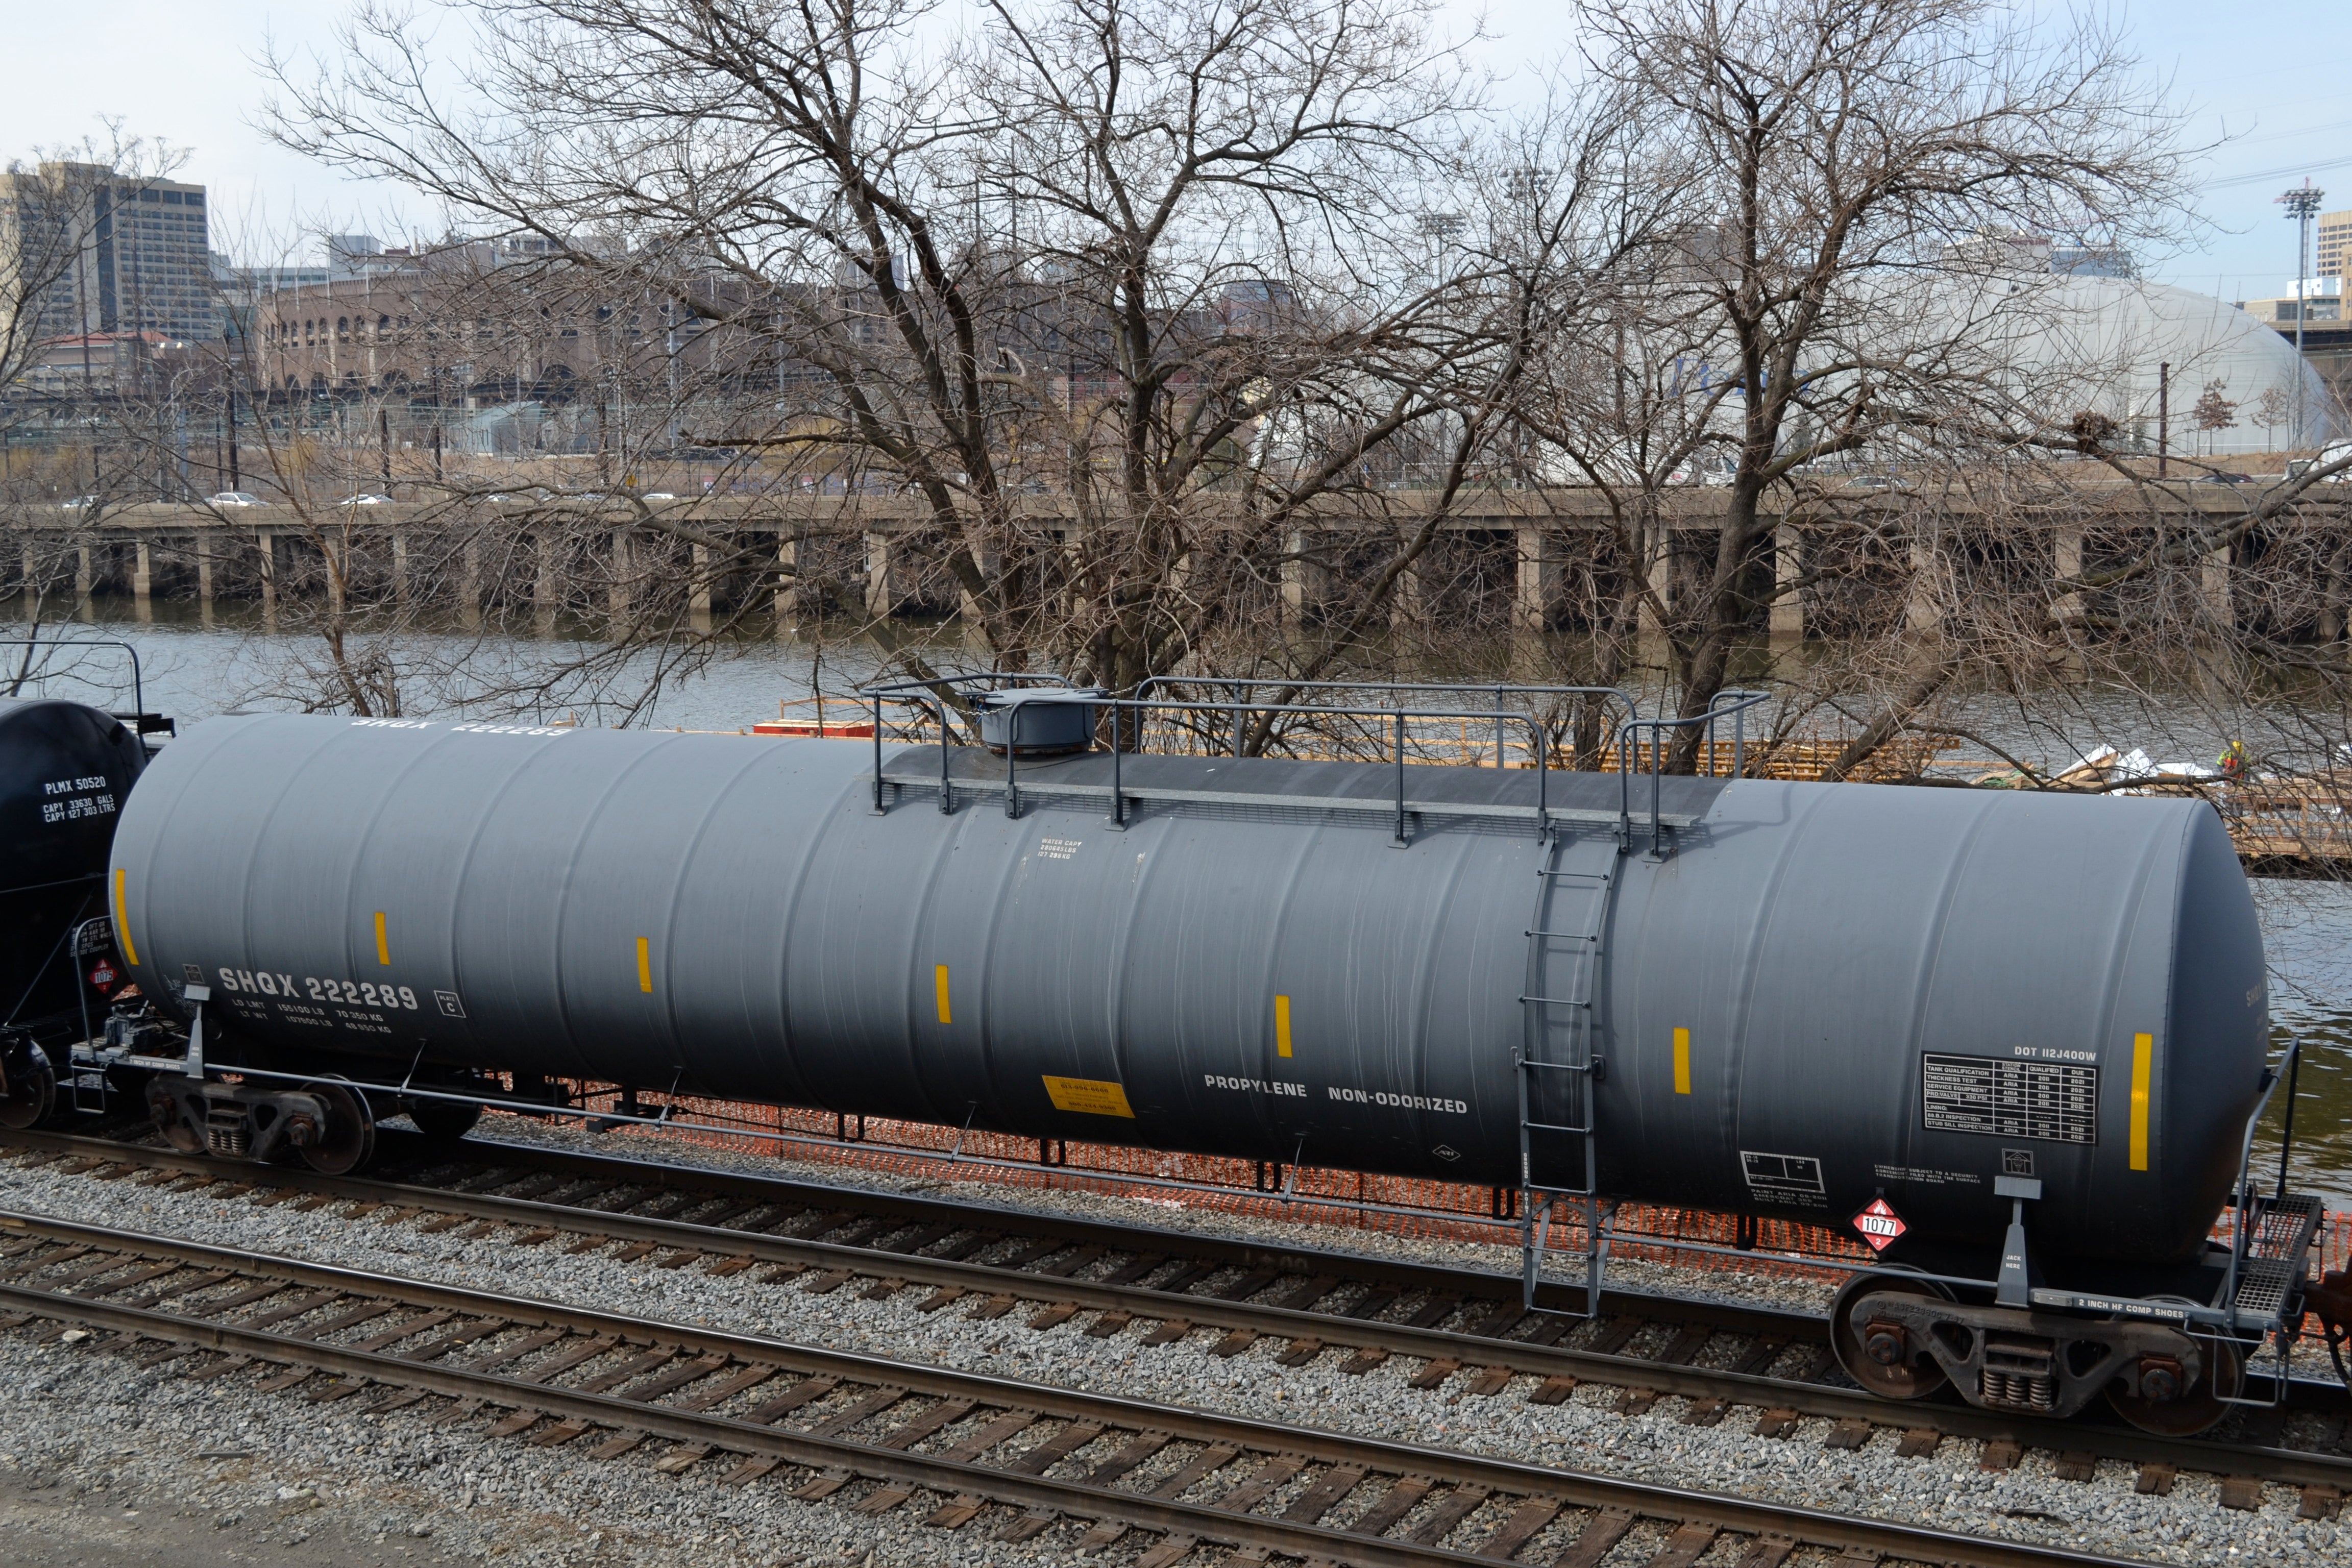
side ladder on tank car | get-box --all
[1516,828,1624,1314]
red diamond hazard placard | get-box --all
[1852,1197,1906,1253]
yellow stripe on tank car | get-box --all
[2129,1032,2153,1171]
[1673,1027,1691,1094]
[1276,994,1293,1058]
[374,912,390,966]
[636,937,653,994]
[113,869,138,964]
[935,965,952,1025]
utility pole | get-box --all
[2278,180,2325,449]
[2158,361,2170,477]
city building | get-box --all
[17,330,194,395]
[2235,277,2344,325]
[2316,209,2352,279]
[0,162,215,347]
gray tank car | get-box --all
[101,710,2289,1432]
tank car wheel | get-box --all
[0,1048,57,1131]
[145,1079,204,1154]
[406,1096,482,1142]
[1831,1267,1954,1400]
[291,1077,376,1176]
[2104,1299,2243,1437]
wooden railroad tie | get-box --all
[1978,1439,2023,1472]
[922,1493,987,1529]
[2218,1476,2266,1511]
[1823,1418,1874,1451]
[1408,1357,1462,1390]
[1611,1386,1657,1417]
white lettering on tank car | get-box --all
[1740,1149,1829,1209]
[1325,1086,1468,1114]
[38,776,115,824]
[217,967,420,1011]
[349,718,435,729]
[1872,1163,1982,1186]
[1203,1073,1306,1098]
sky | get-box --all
[0,0,2339,301]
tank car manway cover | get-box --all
[1853,1197,1907,1252]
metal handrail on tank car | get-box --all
[1131,676,1644,775]
[859,681,1653,847]
[1615,690,1774,856]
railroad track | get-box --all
[7,1125,2351,1520]
[0,1206,2157,1568]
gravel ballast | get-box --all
[1,1146,2337,1567]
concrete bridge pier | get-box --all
[2202,546,2234,632]
[1282,529,1329,623]
[75,547,93,613]
[535,533,559,633]
[390,531,410,607]
[459,541,481,630]
[20,545,35,618]
[772,534,797,634]
[689,543,713,630]
[1769,525,1804,641]
[196,537,216,626]
[1513,525,1559,634]
[2052,526,2086,676]
[609,530,633,624]
[132,542,154,622]
[256,532,278,631]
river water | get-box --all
[10,607,2351,1202]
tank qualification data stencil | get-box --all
[1920,1052,2099,1145]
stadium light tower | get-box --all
[2279,179,2325,447]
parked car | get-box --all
[337,493,393,506]
[2195,471,2253,486]
[207,492,262,507]
[59,495,97,509]
[640,492,678,501]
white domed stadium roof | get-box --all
[1986,276,2337,457]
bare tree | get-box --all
[259,0,1554,727]
[1564,0,2192,769]
[2254,385,2293,453]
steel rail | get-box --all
[0,1209,2155,1568]
[4,1124,1824,1340]
[8,1130,2351,1494]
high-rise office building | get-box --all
[1,162,215,349]
[2317,209,2352,281]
